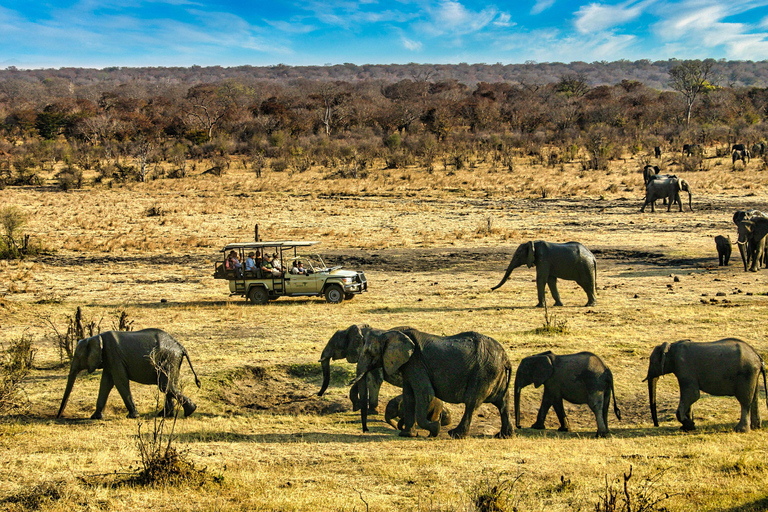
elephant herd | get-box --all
[641,165,692,213]
[320,324,768,438]
[732,209,768,272]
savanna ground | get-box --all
[2,149,768,511]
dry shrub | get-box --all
[469,473,522,512]
[0,334,35,415]
[532,303,569,335]
[46,306,99,363]
[0,480,66,510]
[595,466,676,512]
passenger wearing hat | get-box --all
[271,252,283,272]
[261,253,281,277]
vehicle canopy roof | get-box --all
[221,241,319,252]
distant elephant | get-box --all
[733,149,750,165]
[491,241,597,307]
[654,146,662,158]
[57,329,201,419]
[682,144,702,156]
[642,165,661,186]
[384,394,451,430]
[318,324,405,414]
[737,217,768,272]
[644,338,767,432]
[351,329,513,439]
[715,235,732,266]
[641,175,692,212]
[732,143,747,153]
[752,143,765,157]
[514,351,621,437]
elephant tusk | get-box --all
[736,241,747,245]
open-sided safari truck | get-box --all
[213,241,368,304]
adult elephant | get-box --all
[642,165,661,186]
[56,329,201,419]
[732,143,747,153]
[752,143,765,157]
[351,329,513,439]
[682,144,701,156]
[733,149,750,165]
[644,338,767,432]
[514,351,621,437]
[641,175,692,212]
[733,210,768,271]
[491,241,597,307]
[737,217,768,272]
[317,324,403,414]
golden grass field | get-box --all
[2,149,768,511]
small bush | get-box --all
[532,304,569,335]
[469,473,522,512]
[0,334,36,415]
[595,465,677,512]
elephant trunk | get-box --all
[738,241,749,272]
[491,261,520,291]
[686,190,692,211]
[56,369,78,418]
[648,377,659,427]
[318,357,331,396]
[514,386,522,429]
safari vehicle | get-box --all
[213,241,367,304]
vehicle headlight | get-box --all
[342,277,354,284]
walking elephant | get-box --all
[737,217,768,272]
[384,394,451,431]
[682,144,702,156]
[491,241,597,307]
[56,329,201,419]
[642,165,661,186]
[641,175,692,212]
[752,143,765,157]
[514,351,621,437]
[351,329,513,439]
[318,324,405,414]
[733,149,750,165]
[715,235,732,266]
[644,338,767,432]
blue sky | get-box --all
[2,0,768,69]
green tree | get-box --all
[668,59,717,125]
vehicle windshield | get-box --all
[288,254,327,273]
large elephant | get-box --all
[734,210,768,271]
[514,351,621,437]
[644,338,767,432]
[752,143,765,157]
[732,149,750,165]
[384,394,451,431]
[737,217,768,272]
[351,329,513,439]
[56,329,201,419]
[682,143,702,156]
[641,175,692,212]
[317,324,404,414]
[491,241,597,307]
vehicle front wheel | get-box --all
[249,287,269,305]
[324,284,344,304]
[344,293,356,301]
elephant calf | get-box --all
[715,235,732,266]
[645,338,767,432]
[384,394,451,431]
[514,351,621,438]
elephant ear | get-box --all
[658,341,671,374]
[526,241,535,268]
[86,335,103,373]
[346,324,366,362]
[383,331,415,377]
[529,354,554,388]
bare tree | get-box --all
[668,59,717,125]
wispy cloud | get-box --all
[531,0,556,15]
[401,36,423,51]
[574,1,649,34]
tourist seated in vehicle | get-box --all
[271,252,283,272]
[244,252,258,277]
[291,261,308,275]
[225,250,243,278]
[261,254,281,277]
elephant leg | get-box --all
[366,371,383,415]
[532,394,553,429]
[92,372,115,420]
[398,384,418,438]
[577,275,597,307]
[491,392,514,439]
[547,277,563,307]
[414,391,440,438]
[750,389,761,430]
[160,368,197,418]
[535,271,548,307]
[676,384,699,431]
[113,374,139,419]
[553,398,570,432]
[588,392,609,438]
[735,377,759,433]
[448,395,483,439]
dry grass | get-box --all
[1,151,768,510]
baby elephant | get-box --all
[514,351,621,438]
[715,235,732,266]
[385,394,451,431]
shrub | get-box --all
[0,335,36,415]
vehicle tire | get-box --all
[324,284,344,304]
[249,287,269,305]
[344,293,355,301]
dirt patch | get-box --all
[218,365,351,415]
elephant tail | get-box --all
[184,350,202,388]
[762,361,768,413]
[610,371,621,421]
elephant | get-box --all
[351,329,513,439]
[737,217,768,272]
[732,149,750,165]
[733,210,768,271]
[642,165,660,186]
[318,324,405,414]
[682,144,702,156]
[715,235,732,266]
[732,143,747,153]
[384,394,451,431]
[654,146,662,158]
[491,241,597,307]
[752,143,765,157]
[644,338,767,432]
[56,329,201,419]
[514,351,621,437]
[641,175,692,212]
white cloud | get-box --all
[531,0,556,15]
[574,1,647,34]
[401,36,423,51]
[418,0,499,36]
[494,12,514,27]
